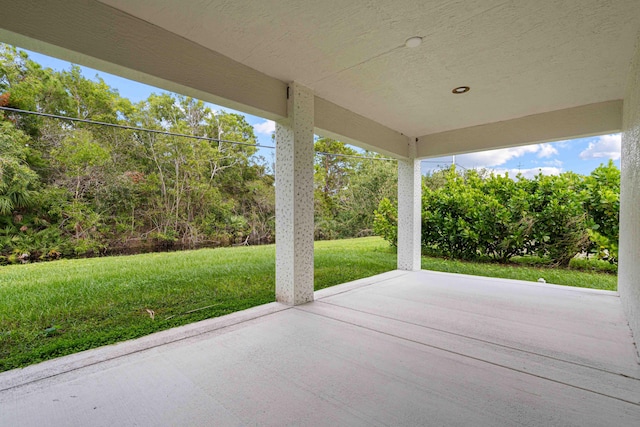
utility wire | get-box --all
[315,151,396,162]
[421,159,467,170]
[0,106,272,149]
[0,106,398,162]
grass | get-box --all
[421,256,617,291]
[0,237,396,372]
[0,236,617,372]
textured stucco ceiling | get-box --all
[98,0,640,138]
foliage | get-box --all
[523,172,590,266]
[582,160,619,262]
[345,154,397,236]
[373,198,398,246]
[313,138,397,240]
[0,46,276,259]
[1,46,397,261]
[0,121,39,215]
[421,170,490,260]
[314,137,357,220]
[375,165,619,267]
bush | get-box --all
[524,173,590,266]
[583,160,619,263]
[373,198,398,247]
[421,173,487,260]
[374,165,617,267]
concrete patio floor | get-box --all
[1,270,639,426]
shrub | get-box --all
[421,174,487,260]
[373,165,616,267]
[583,160,619,263]
[524,173,589,266]
[373,198,398,247]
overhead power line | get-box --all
[0,106,272,149]
[0,106,397,162]
[315,151,396,162]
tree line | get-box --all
[374,163,620,266]
[0,45,397,264]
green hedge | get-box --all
[374,162,619,267]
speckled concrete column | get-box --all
[275,83,315,305]
[397,140,421,271]
[619,36,640,347]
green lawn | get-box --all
[0,236,617,372]
[421,256,617,291]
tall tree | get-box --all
[0,121,38,216]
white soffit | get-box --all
[99,0,640,139]
[417,100,623,158]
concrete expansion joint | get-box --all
[297,299,640,407]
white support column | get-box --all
[275,83,315,305]
[397,139,422,271]
[619,37,640,345]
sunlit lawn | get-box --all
[421,256,617,291]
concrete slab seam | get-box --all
[306,300,640,381]
[314,270,411,300]
[294,303,640,406]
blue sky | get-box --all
[23,49,620,178]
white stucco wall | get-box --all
[619,36,640,350]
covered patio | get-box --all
[1,271,639,425]
[1,1,640,424]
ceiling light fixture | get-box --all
[405,36,423,48]
[452,86,470,94]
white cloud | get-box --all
[544,159,563,167]
[537,143,558,158]
[254,120,275,134]
[423,142,564,175]
[552,140,570,149]
[579,134,621,160]
[456,144,540,168]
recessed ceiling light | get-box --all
[405,37,423,48]
[452,86,470,94]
